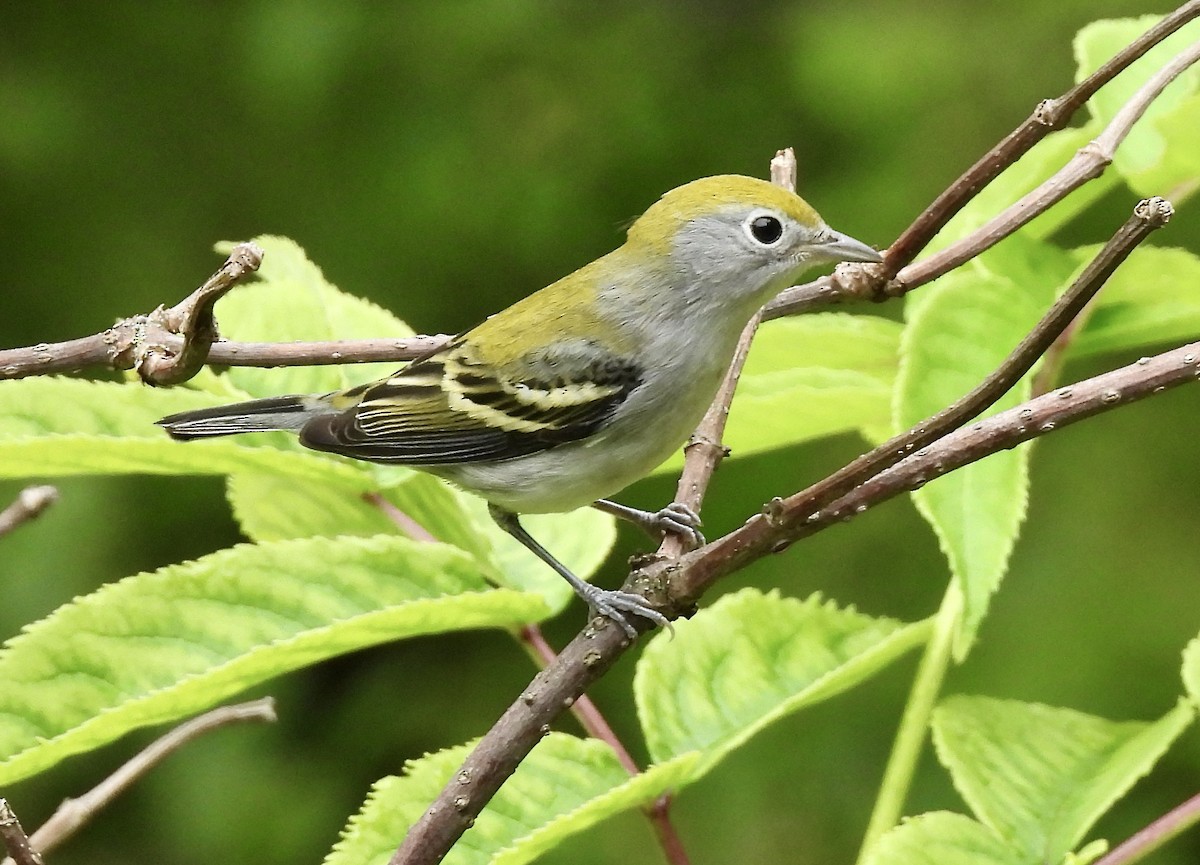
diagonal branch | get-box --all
[0,698,276,865]
[386,196,1175,864]
[0,243,265,384]
[893,37,1200,297]
[763,2,1200,319]
[1093,789,1200,865]
[0,486,59,540]
[0,803,42,865]
[671,196,1172,600]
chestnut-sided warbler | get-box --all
[159,175,881,636]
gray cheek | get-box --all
[673,221,740,275]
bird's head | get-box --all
[626,174,881,307]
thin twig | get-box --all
[518,625,640,775]
[204,335,451,367]
[0,698,276,865]
[671,197,1172,599]
[655,147,795,561]
[1093,790,1200,865]
[517,625,691,865]
[0,243,264,384]
[0,486,58,539]
[894,39,1200,297]
[363,492,439,543]
[763,3,1200,319]
[0,802,42,865]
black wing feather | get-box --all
[299,341,642,465]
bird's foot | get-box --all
[594,499,705,550]
[579,583,673,639]
[652,502,705,549]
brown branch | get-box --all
[1093,790,1200,865]
[0,486,58,539]
[671,197,1172,600]
[393,330,1200,864]
[0,243,265,384]
[387,196,1174,863]
[518,625,640,775]
[763,2,1200,319]
[893,37,1200,297]
[0,698,276,865]
[204,335,451,367]
[0,802,42,865]
[518,625,692,865]
[655,147,796,561]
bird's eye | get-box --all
[748,215,784,245]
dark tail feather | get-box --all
[157,395,324,440]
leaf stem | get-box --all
[856,581,963,862]
[1093,790,1200,865]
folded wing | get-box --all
[300,338,642,464]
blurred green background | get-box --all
[2,2,1199,863]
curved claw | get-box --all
[580,584,674,639]
[593,499,705,550]
[655,502,705,549]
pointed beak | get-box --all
[820,229,884,264]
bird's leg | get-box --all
[488,504,671,638]
[593,499,705,550]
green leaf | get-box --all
[654,313,900,473]
[0,376,370,484]
[931,695,1195,863]
[0,375,225,440]
[227,472,421,542]
[896,237,1072,655]
[928,122,1117,252]
[213,235,416,398]
[0,535,546,786]
[1182,635,1200,708]
[226,472,608,614]
[1127,92,1200,200]
[325,734,699,865]
[1070,245,1200,357]
[225,469,487,555]
[1076,16,1200,197]
[635,588,929,772]
[861,812,1023,865]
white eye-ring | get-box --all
[745,211,785,246]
